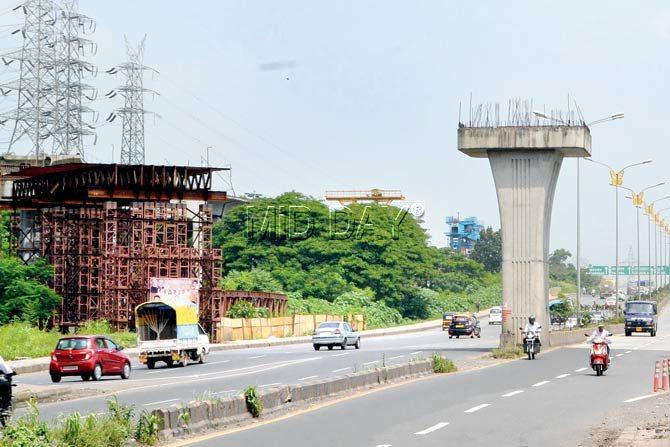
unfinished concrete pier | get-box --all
[458,125,591,346]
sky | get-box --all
[1,0,670,268]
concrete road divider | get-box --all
[152,359,434,441]
[548,323,624,347]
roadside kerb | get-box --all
[152,359,433,440]
[8,310,490,375]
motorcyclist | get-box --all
[587,323,611,358]
[522,315,542,346]
[0,355,15,413]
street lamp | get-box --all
[622,181,666,299]
[646,196,670,293]
[535,110,625,320]
[585,158,652,312]
[656,208,670,288]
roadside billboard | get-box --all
[149,277,200,307]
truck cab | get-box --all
[624,300,657,337]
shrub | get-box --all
[1,401,52,447]
[135,411,161,446]
[491,345,524,359]
[244,386,263,418]
[431,353,457,373]
[226,301,270,319]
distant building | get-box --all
[446,215,484,254]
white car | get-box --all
[592,312,604,323]
[604,297,617,308]
[312,321,360,351]
[489,306,502,325]
[565,317,578,329]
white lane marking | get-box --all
[410,351,423,355]
[332,353,349,357]
[332,367,351,373]
[623,394,657,403]
[464,403,490,413]
[532,380,550,387]
[502,390,523,397]
[249,355,266,359]
[625,350,632,354]
[259,382,280,387]
[633,347,640,350]
[212,390,237,395]
[556,373,570,379]
[363,360,379,366]
[298,375,318,381]
[616,353,623,357]
[389,355,404,360]
[376,445,392,447]
[144,398,178,406]
[414,422,449,435]
[575,367,588,372]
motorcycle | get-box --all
[585,335,610,376]
[0,371,16,427]
[520,327,542,360]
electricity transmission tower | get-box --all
[0,0,96,161]
[0,0,58,161]
[106,36,158,165]
[52,0,97,158]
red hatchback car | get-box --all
[49,335,131,383]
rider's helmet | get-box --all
[528,315,536,324]
[597,322,605,330]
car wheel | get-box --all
[327,345,333,350]
[198,351,206,364]
[92,364,103,381]
[50,373,61,383]
[165,359,174,368]
[470,334,474,338]
[355,338,360,349]
[147,359,156,369]
[456,335,459,339]
[81,373,91,381]
[121,362,131,380]
[179,354,188,368]
[313,344,320,351]
[651,329,656,337]
[625,330,631,337]
[341,339,347,350]
[449,335,452,339]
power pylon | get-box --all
[0,0,59,161]
[105,36,158,165]
[52,0,97,158]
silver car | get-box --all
[312,321,360,351]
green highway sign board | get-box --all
[588,265,608,275]
[589,265,670,275]
[610,266,630,275]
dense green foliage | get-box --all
[431,353,457,373]
[470,227,502,273]
[214,193,500,322]
[226,301,271,318]
[0,257,60,328]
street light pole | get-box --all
[637,206,641,299]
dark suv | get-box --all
[625,301,657,337]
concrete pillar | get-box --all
[458,126,591,346]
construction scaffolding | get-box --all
[3,163,287,333]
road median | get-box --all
[152,359,435,441]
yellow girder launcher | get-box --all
[135,296,210,369]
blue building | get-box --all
[446,215,484,254]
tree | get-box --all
[470,227,502,273]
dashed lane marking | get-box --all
[502,390,523,397]
[414,422,449,435]
[332,367,351,373]
[464,403,490,413]
[624,394,657,403]
[625,351,632,354]
[258,382,281,387]
[556,373,570,379]
[616,353,623,357]
[363,360,379,366]
[389,355,404,360]
[332,353,349,357]
[532,380,550,387]
[410,351,423,355]
[298,375,318,381]
[575,367,588,372]
[249,355,266,359]
[144,398,179,406]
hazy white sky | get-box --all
[2,0,670,267]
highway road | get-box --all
[17,317,500,420]
[175,311,670,447]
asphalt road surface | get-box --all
[18,317,500,420]
[176,311,670,447]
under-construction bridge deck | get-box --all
[4,163,227,208]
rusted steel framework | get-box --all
[6,163,287,332]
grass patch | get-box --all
[490,345,524,359]
[0,320,137,360]
[431,353,457,373]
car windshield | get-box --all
[318,322,340,329]
[453,317,468,322]
[626,303,654,314]
[490,308,501,314]
[56,338,88,350]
